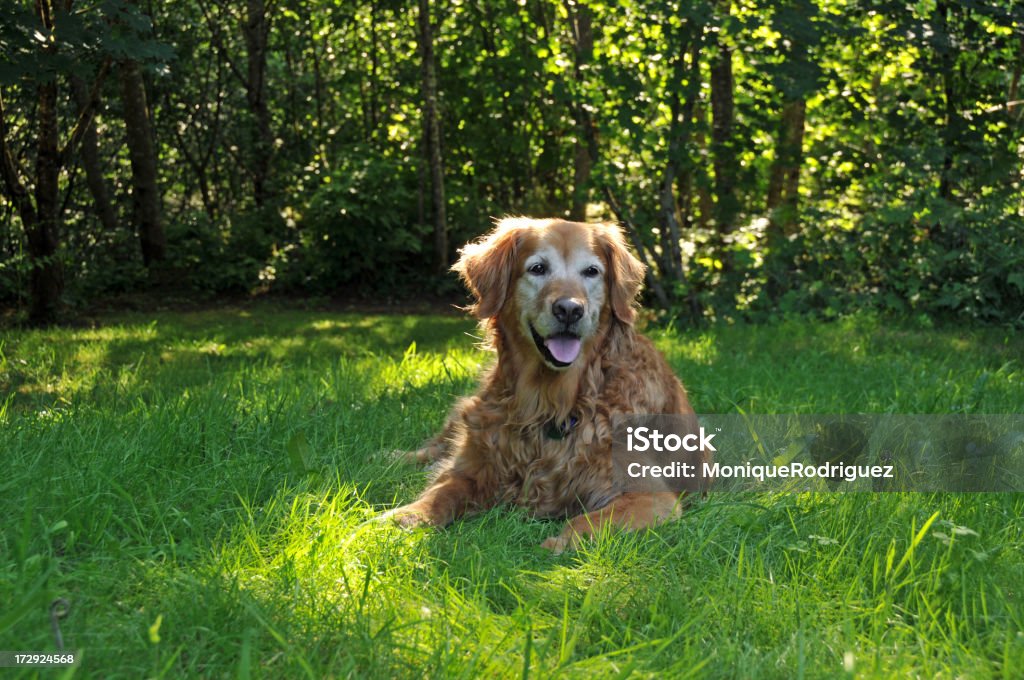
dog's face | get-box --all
[454,218,645,371]
[514,222,607,369]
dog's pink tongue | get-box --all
[545,336,581,364]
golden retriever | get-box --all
[384,217,703,553]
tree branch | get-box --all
[58,57,111,167]
[602,184,671,309]
[198,0,250,90]
[0,89,37,227]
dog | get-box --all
[384,217,705,553]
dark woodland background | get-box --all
[1,0,1022,326]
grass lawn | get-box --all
[2,303,1022,678]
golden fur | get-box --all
[385,218,702,553]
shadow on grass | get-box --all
[3,308,479,413]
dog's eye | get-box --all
[582,265,601,278]
[528,262,548,276]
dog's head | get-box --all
[453,218,645,371]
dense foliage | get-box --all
[1,0,1022,323]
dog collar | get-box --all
[545,415,579,440]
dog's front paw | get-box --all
[390,446,446,466]
[379,505,433,529]
[388,449,421,465]
[540,531,583,555]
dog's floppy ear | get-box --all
[599,223,646,324]
[452,220,524,318]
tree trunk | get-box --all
[693,104,714,233]
[242,0,273,207]
[120,59,166,266]
[569,5,595,222]
[28,77,64,325]
[680,44,710,237]
[418,0,447,272]
[781,101,806,215]
[21,0,64,325]
[657,32,702,288]
[935,1,959,204]
[70,75,119,232]
[368,5,379,138]
[709,1,737,235]
[766,98,806,234]
[1009,34,1023,119]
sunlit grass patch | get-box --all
[2,305,1022,677]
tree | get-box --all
[765,0,819,237]
[70,75,119,232]
[120,58,166,266]
[709,0,737,236]
[568,4,596,221]
[657,25,702,286]
[0,1,108,324]
[418,0,447,272]
[242,0,273,208]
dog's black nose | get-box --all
[552,298,584,324]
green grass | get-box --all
[2,303,1022,678]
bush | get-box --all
[166,208,280,294]
[740,191,1024,325]
[274,151,431,295]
